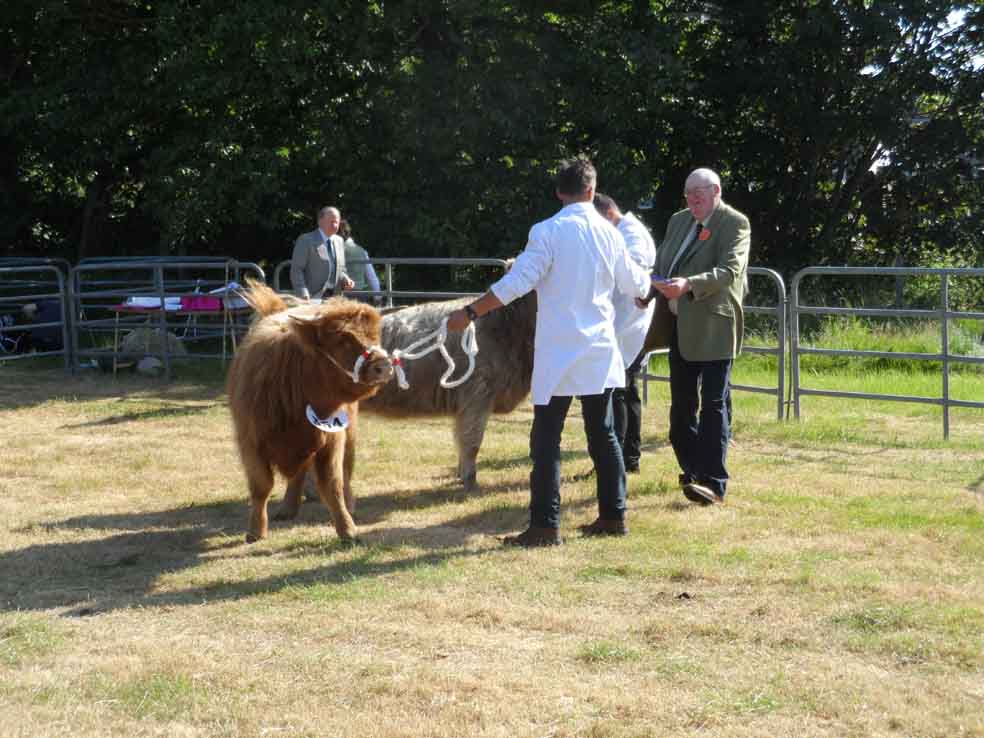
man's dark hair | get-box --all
[555,156,597,197]
[593,192,618,215]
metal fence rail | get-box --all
[791,266,984,439]
[641,267,788,420]
[71,258,264,379]
[6,257,983,440]
[274,257,511,306]
[0,263,71,369]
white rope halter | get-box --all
[308,318,479,431]
[386,317,479,390]
[349,345,387,384]
[341,318,478,391]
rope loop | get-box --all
[319,319,478,392]
[391,318,478,390]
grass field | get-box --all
[0,360,982,738]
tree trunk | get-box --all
[77,173,109,262]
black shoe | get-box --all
[625,461,640,474]
[578,518,628,537]
[683,482,723,505]
[502,526,563,547]
[678,472,695,488]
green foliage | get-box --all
[1,1,981,278]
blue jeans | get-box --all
[529,390,626,528]
[668,326,732,498]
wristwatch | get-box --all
[465,304,479,322]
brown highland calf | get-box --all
[227,282,394,543]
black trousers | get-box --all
[612,351,644,467]
[667,325,733,498]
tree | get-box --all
[655,0,984,276]
[1,0,980,287]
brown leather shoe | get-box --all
[578,518,628,537]
[502,526,563,547]
[683,482,723,505]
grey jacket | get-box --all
[290,230,348,299]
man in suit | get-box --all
[648,168,750,505]
[290,206,355,300]
[593,192,656,474]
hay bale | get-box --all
[119,327,188,360]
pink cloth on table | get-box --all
[179,296,223,311]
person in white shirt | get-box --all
[593,193,656,474]
[447,157,659,546]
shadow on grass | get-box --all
[0,364,227,413]
[2,499,244,615]
[278,461,599,530]
[0,472,601,617]
[59,402,223,428]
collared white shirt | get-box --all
[668,200,719,315]
[490,201,651,405]
[613,211,657,367]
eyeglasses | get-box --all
[684,185,714,197]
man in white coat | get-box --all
[447,157,658,546]
[593,193,656,473]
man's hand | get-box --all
[340,276,355,291]
[447,308,470,333]
[653,277,690,300]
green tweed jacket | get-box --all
[652,200,751,361]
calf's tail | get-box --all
[240,279,288,317]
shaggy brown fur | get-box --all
[226,282,394,543]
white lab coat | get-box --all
[613,211,657,367]
[490,201,651,405]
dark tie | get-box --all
[326,240,337,282]
[668,223,702,277]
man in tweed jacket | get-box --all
[649,168,750,506]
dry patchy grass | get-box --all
[0,363,982,737]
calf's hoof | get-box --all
[245,531,265,544]
[335,525,359,543]
[461,472,478,493]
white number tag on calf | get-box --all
[306,405,349,432]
